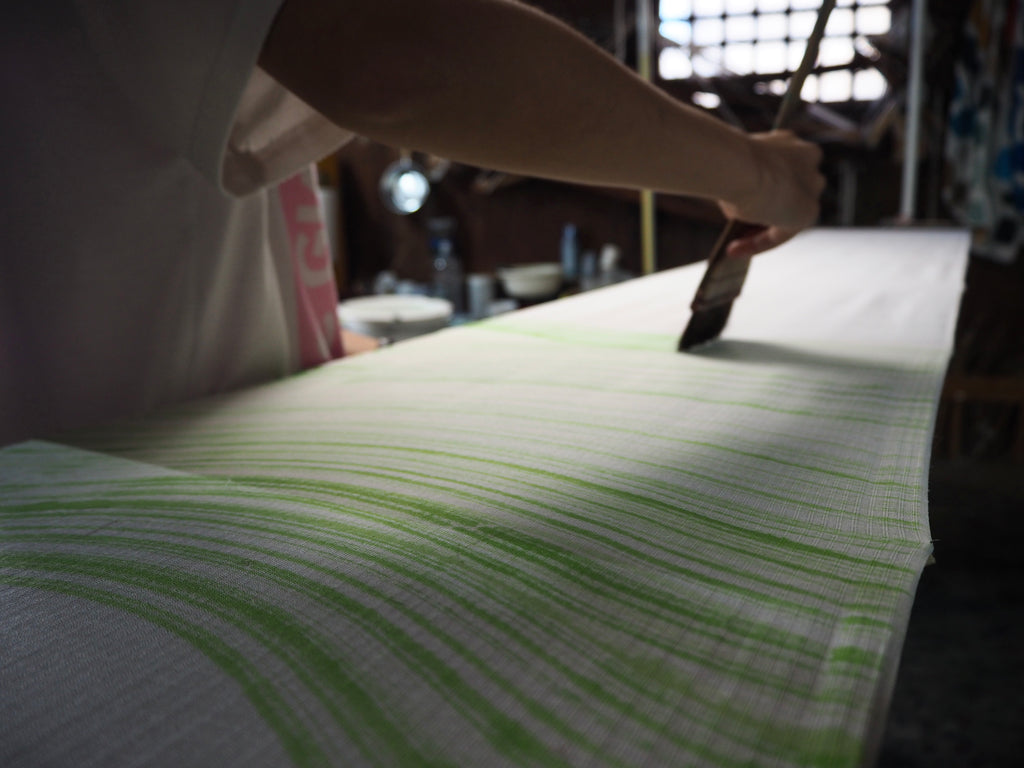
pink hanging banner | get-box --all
[278,169,344,367]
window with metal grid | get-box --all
[658,0,892,105]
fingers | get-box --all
[726,226,799,260]
[716,130,824,259]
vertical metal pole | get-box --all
[900,0,926,222]
[839,158,857,226]
[637,0,657,274]
[614,0,627,62]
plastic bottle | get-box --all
[432,237,465,315]
[579,250,598,291]
[466,273,495,320]
[560,224,578,282]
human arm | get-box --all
[259,0,824,256]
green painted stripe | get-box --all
[219,474,914,650]
[137,401,902,478]
[5,522,858,765]
[344,351,938,416]
[114,422,926,522]
[90,433,924,572]
[292,373,932,431]
[5,524,883,764]
[2,541,591,767]
[79,425,926,557]
[333,431,926,527]
[62,435,921,556]
[465,319,677,351]
[461,321,940,379]
[87,461,908,649]
[66,385,931,478]
[6,482,904,688]
[163,446,918,603]
[3,496,845,676]
[222,443,920,574]
[0,572,349,767]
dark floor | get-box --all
[877,458,1024,767]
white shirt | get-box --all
[0,0,356,445]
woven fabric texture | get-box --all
[0,229,968,767]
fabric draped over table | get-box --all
[0,229,968,768]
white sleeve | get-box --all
[222,67,356,197]
[72,0,353,197]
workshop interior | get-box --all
[3,1,1023,766]
[324,7,1024,760]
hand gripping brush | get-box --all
[678,0,836,352]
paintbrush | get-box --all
[678,0,836,352]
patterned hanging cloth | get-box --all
[945,0,1024,263]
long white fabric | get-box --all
[0,228,968,767]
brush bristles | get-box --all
[678,304,733,351]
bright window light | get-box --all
[755,41,788,74]
[819,37,855,67]
[660,0,692,17]
[692,91,723,108]
[758,13,788,40]
[852,67,887,100]
[725,15,757,42]
[724,43,756,74]
[658,0,892,103]
[788,11,817,38]
[818,69,853,102]
[660,47,694,79]
[692,51,724,77]
[801,73,819,102]
[826,8,855,35]
[856,5,891,34]
[788,41,807,70]
[660,20,692,45]
[693,17,725,45]
[693,0,726,15]
[725,0,757,13]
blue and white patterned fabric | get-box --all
[945,0,1024,263]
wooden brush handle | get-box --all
[774,0,837,132]
[702,0,837,276]
[690,220,763,311]
[681,1,837,346]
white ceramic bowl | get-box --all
[498,263,563,300]
[337,295,452,341]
